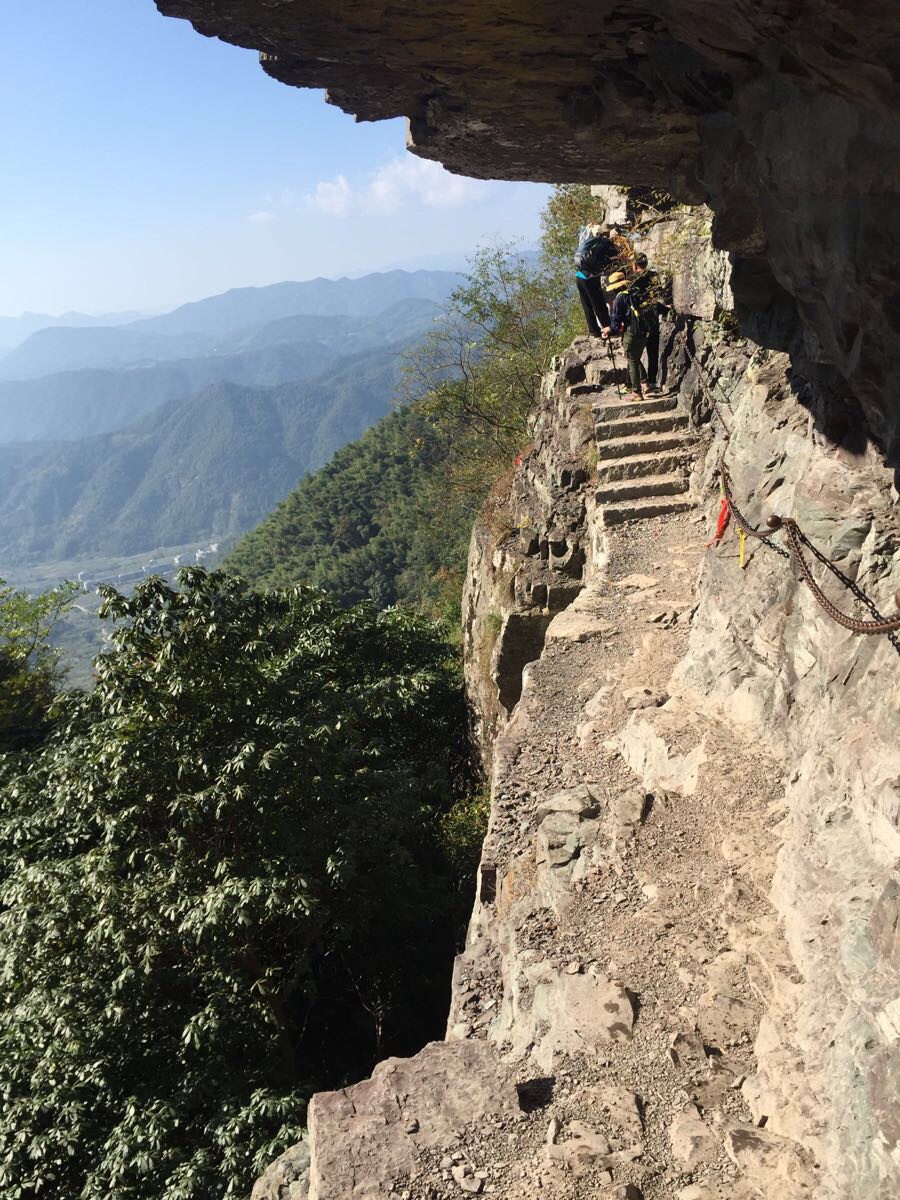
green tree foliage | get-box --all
[0,579,73,754]
[224,405,473,626]
[0,568,475,1200]
[539,182,609,266]
[402,244,573,483]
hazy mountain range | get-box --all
[0,270,459,569]
[0,309,142,357]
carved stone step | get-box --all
[595,412,690,441]
[567,378,617,396]
[601,497,695,525]
[595,431,697,460]
[593,395,678,421]
[596,473,690,503]
[594,449,695,482]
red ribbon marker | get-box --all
[706,496,730,548]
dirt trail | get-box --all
[416,388,805,1200]
[303,371,821,1200]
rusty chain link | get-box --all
[717,463,900,637]
[720,464,791,559]
[683,339,900,638]
[766,515,900,635]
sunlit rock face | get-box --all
[156,1,900,454]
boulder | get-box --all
[306,1042,520,1199]
[251,1138,310,1200]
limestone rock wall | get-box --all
[253,209,898,1200]
[462,343,601,759]
[673,346,900,1198]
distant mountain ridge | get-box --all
[0,342,410,567]
[125,270,460,337]
[0,325,216,381]
[0,309,141,355]
[0,270,459,385]
[0,296,444,443]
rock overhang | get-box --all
[155,0,900,453]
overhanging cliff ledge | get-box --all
[156,0,900,454]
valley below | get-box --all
[0,269,463,679]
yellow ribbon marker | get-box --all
[739,527,747,569]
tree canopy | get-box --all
[0,579,73,754]
[227,230,588,622]
[0,568,474,1200]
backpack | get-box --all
[625,279,657,334]
[628,285,652,333]
[614,288,650,336]
[574,234,616,276]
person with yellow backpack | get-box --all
[629,253,665,395]
[604,269,652,400]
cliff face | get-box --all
[252,209,899,1200]
[144,6,900,1196]
[156,0,900,465]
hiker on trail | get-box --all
[573,222,620,337]
[630,252,663,395]
[604,269,649,401]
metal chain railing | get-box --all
[767,514,900,636]
[680,331,900,641]
[720,463,791,561]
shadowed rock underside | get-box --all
[155,0,900,454]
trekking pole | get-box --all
[605,335,624,400]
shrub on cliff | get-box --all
[0,568,472,1200]
[402,243,572,478]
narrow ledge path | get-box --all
[305,372,816,1200]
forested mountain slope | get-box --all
[225,404,474,615]
[0,342,337,443]
[0,297,445,444]
[0,345,408,565]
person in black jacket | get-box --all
[573,223,619,336]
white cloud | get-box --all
[304,174,353,216]
[303,158,487,219]
[367,157,486,213]
[248,210,276,224]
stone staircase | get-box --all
[588,388,699,526]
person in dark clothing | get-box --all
[573,223,618,336]
[629,253,663,394]
[605,270,647,400]
[576,272,610,337]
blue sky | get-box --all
[0,1,551,316]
